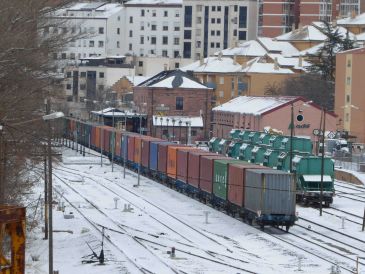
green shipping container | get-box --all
[213,159,245,201]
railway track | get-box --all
[54,168,259,273]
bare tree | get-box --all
[264,82,282,96]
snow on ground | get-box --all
[25,147,365,273]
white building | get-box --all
[182,0,258,60]
[123,0,183,58]
[45,2,125,67]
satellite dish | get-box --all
[172,75,183,88]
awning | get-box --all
[302,175,332,182]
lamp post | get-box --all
[319,107,326,216]
[172,119,175,141]
[154,116,158,137]
[185,121,189,145]
[160,117,163,138]
[289,103,294,173]
[166,118,170,141]
[179,120,182,143]
[134,103,146,187]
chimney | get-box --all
[233,54,237,65]
[164,63,168,71]
[298,55,303,67]
[351,10,356,19]
[234,39,238,47]
[298,23,303,30]
[332,19,337,27]
[218,51,223,61]
[199,56,204,66]
[274,57,279,70]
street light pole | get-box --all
[289,103,294,173]
[319,108,326,216]
[123,111,127,179]
[112,107,115,172]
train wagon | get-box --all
[140,136,162,173]
[244,169,297,231]
[157,143,184,182]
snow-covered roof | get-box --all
[126,76,150,86]
[138,69,210,89]
[242,58,294,74]
[302,175,332,182]
[181,57,243,73]
[217,40,267,57]
[52,3,123,18]
[213,96,299,115]
[297,42,324,56]
[125,0,182,5]
[152,116,203,127]
[337,13,365,25]
[311,22,356,40]
[91,108,144,117]
[276,25,328,41]
[356,32,365,41]
[267,54,311,70]
[257,37,300,56]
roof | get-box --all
[217,40,267,57]
[356,32,365,41]
[266,54,311,70]
[311,22,356,40]
[337,13,365,25]
[181,56,243,73]
[297,42,324,56]
[125,0,182,5]
[242,58,294,74]
[125,76,150,86]
[213,96,300,115]
[337,47,365,55]
[257,37,299,56]
[152,116,203,127]
[276,25,328,41]
[53,2,123,18]
[137,69,210,89]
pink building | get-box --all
[212,96,338,140]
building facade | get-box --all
[335,47,365,142]
[133,70,213,142]
[182,0,258,60]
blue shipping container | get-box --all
[149,141,171,171]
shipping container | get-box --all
[149,141,171,171]
[227,164,268,208]
[127,134,136,162]
[141,136,162,168]
[244,169,296,216]
[115,132,122,157]
[199,155,228,195]
[167,146,197,179]
[134,135,144,164]
[213,159,246,202]
[176,148,205,183]
[157,143,183,174]
[187,151,214,188]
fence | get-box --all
[335,153,365,172]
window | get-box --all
[129,16,133,23]
[164,11,168,17]
[210,42,214,48]
[66,83,71,90]
[151,36,156,44]
[217,18,221,24]
[346,113,349,122]
[70,53,75,60]
[239,7,247,28]
[140,36,144,44]
[219,91,224,98]
[139,61,143,67]
[98,27,104,34]
[98,41,104,47]
[67,96,73,102]
[118,16,121,21]
[80,72,86,78]
[129,30,133,37]
[176,97,183,110]
[162,50,168,57]
[117,41,120,48]
[53,53,57,60]
[175,62,179,68]
[66,72,72,78]
[347,60,351,67]
[89,40,94,47]
[212,6,216,11]
[216,42,220,47]
[219,77,224,84]
[238,31,246,40]
[162,36,168,45]
[217,6,221,12]
[99,72,104,78]
[184,6,192,27]
[163,25,168,31]
[174,51,180,58]
[233,29,237,36]
[211,18,215,23]
[174,26,180,31]
[234,5,238,12]
[141,9,145,16]
[211,30,215,36]
[98,85,104,91]
[191,130,197,137]
[346,77,351,85]
[175,10,180,17]
[174,37,179,45]
[217,30,221,36]
[346,95,350,103]
[151,24,157,31]
[184,30,191,39]
[61,53,66,59]
[183,42,191,58]
[152,10,156,17]
[129,43,132,50]
[117,28,120,34]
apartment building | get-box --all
[335,47,365,142]
[259,0,363,37]
[182,0,258,60]
[124,0,183,58]
[45,2,125,67]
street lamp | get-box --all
[154,116,158,137]
[134,103,146,187]
[172,119,176,142]
[166,118,170,141]
[179,120,182,142]
[160,117,163,138]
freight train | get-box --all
[209,129,335,207]
[64,118,298,231]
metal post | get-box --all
[179,121,182,143]
[289,103,294,173]
[172,119,175,141]
[187,122,191,145]
[100,127,103,167]
[76,123,78,153]
[0,126,4,204]
[160,117,163,138]
[112,108,115,172]
[135,113,142,187]
[362,207,365,231]
[88,133,91,154]
[123,135,126,179]
[44,147,48,240]
[320,108,326,216]
[46,99,54,274]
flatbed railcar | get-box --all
[63,118,298,231]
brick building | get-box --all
[133,70,213,142]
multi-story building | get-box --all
[335,47,365,142]
[45,2,125,67]
[259,0,363,37]
[133,70,213,142]
[123,0,183,58]
[182,0,258,60]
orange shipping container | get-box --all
[167,146,199,179]
[115,132,122,157]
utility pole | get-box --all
[289,103,294,173]
[362,207,365,231]
[44,146,48,240]
[0,124,4,204]
[319,108,326,216]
